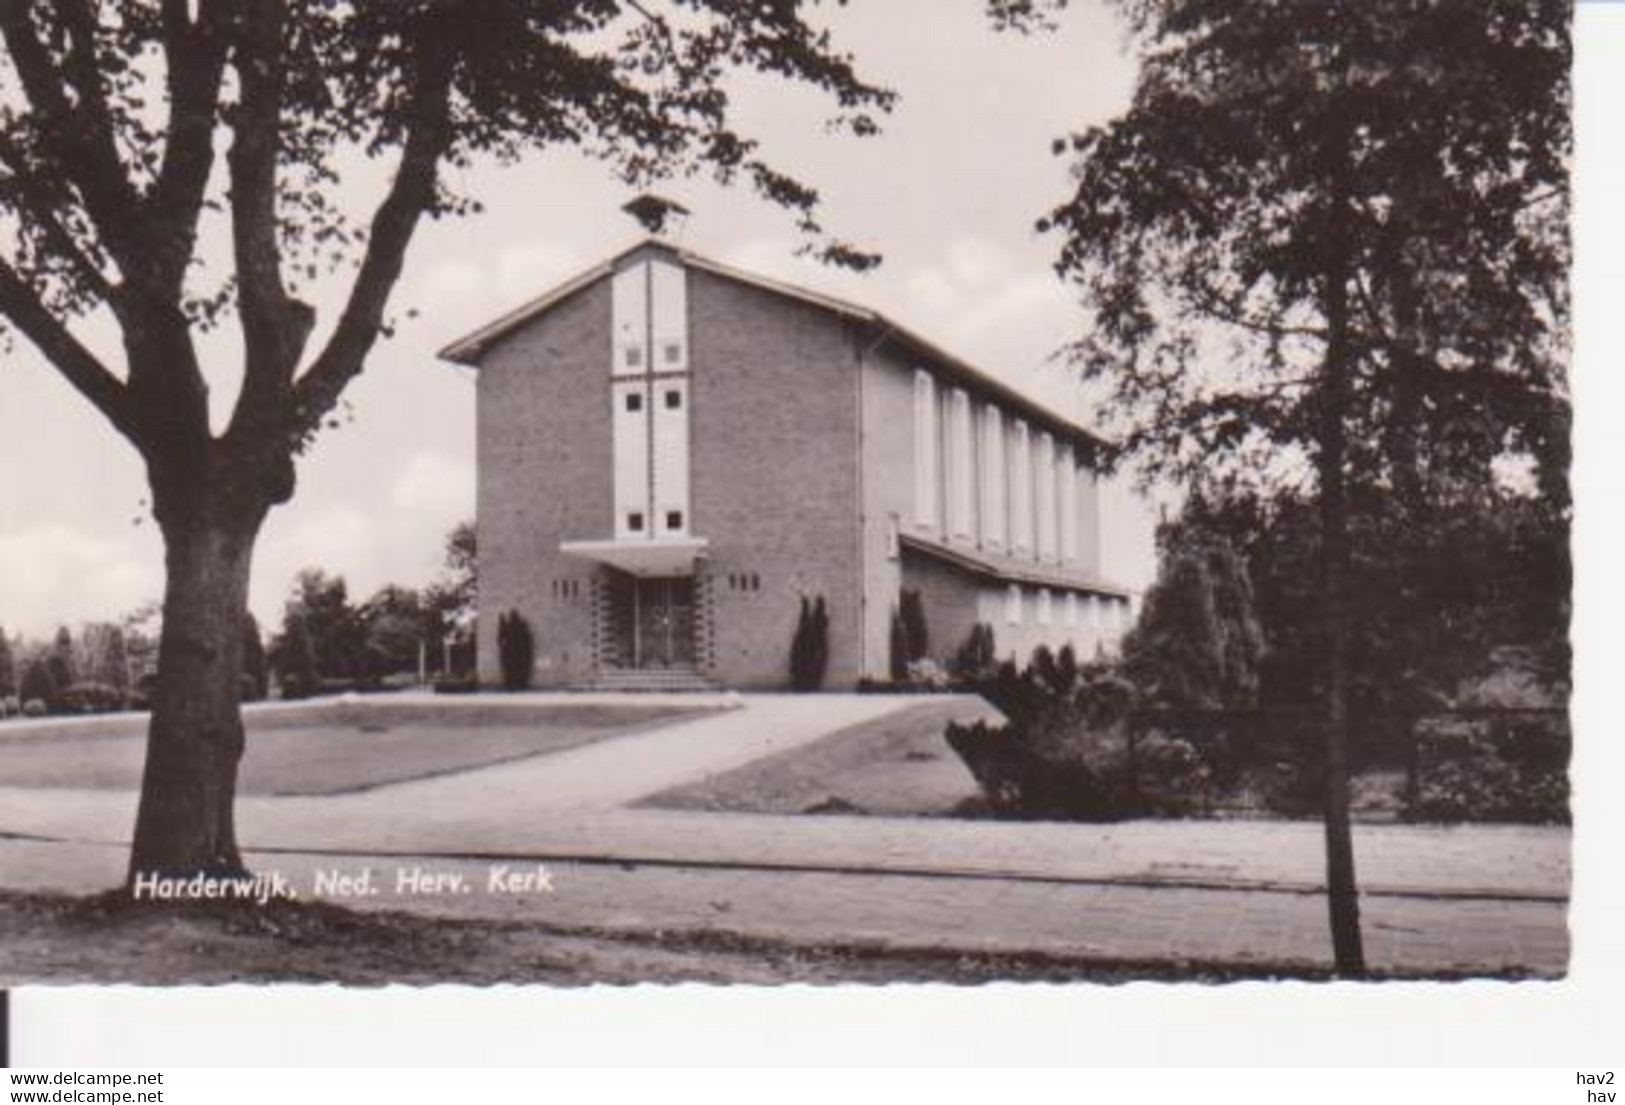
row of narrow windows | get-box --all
[727,572,762,592]
[1004,584,1126,630]
[551,579,583,600]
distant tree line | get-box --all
[1,521,477,716]
[271,521,477,699]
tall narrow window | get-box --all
[980,404,1005,549]
[948,388,974,539]
[913,370,939,529]
[1059,448,1079,563]
[1036,431,1057,561]
[1005,583,1023,627]
[1011,419,1032,553]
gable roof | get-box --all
[437,238,1102,450]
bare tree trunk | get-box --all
[127,506,263,880]
[1318,258,1368,978]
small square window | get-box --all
[665,342,682,364]
[666,511,683,531]
[665,389,682,410]
[625,392,643,413]
[625,346,643,368]
[628,512,644,532]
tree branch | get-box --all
[285,39,455,448]
[149,0,234,293]
[0,258,134,441]
[223,0,312,442]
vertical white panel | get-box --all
[1059,448,1079,563]
[949,388,974,539]
[610,263,648,378]
[1036,431,1057,561]
[1037,587,1053,626]
[1078,466,1101,575]
[652,378,690,534]
[913,370,938,529]
[1011,419,1031,553]
[612,380,650,538]
[1064,591,1078,627]
[980,405,1005,550]
[649,259,688,373]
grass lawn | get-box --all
[641,697,1002,818]
[0,699,717,796]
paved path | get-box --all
[0,692,1571,977]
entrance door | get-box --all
[634,576,695,668]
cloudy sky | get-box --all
[0,0,1156,641]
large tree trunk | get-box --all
[127,505,264,880]
[1318,257,1368,978]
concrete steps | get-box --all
[581,666,721,693]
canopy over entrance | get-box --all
[559,536,709,578]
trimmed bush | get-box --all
[887,608,909,682]
[899,588,929,664]
[58,682,125,714]
[496,609,535,691]
[951,623,998,683]
[23,699,47,718]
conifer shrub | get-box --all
[497,609,536,692]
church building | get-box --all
[440,239,1134,690]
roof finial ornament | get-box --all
[621,193,691,240]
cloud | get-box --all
[252,503,375,619]
[390,451,475,517]
[0,524,163,638]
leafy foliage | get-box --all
[951,622,999,683]
[47,626,75,693]
[1119,501,1263,712]
[0,2,902,870]
[1043,0,1569,974]
[1046,0,1569,499]
[278,569,365,683]
[1187,486,1569,717]
[898,589,929,665]
[272,612,319,701]
[946,646,1211,820]
[1404,647,1568,824]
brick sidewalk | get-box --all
[0,837,1567,977]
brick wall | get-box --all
[475,277,613,687]
[686,267,864,689]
